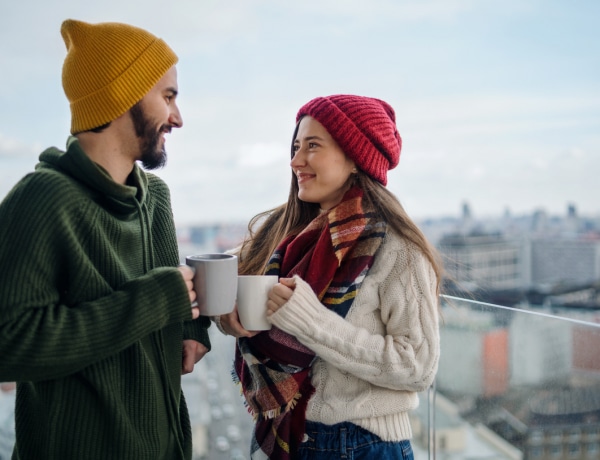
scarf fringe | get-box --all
[231,369,255,417]
[232,367,302,421]
[231,367,240,385]
[256,392,303,421]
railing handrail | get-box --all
[440,294,600,328]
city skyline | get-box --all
[1,0,599,224]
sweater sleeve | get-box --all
[268,237,440,393]
[0,273,193,383]
[183,317,212,349]
[0,174,193,382]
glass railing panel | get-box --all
[410,296,600,459]
[2,297,599,459]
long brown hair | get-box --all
[237,122,444,295]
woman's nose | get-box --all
[290,149,304,168]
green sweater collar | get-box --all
[36,136,149,214]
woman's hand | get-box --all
[267,277,296,316]
[218,306,259,338]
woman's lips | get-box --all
[296,172,315,183]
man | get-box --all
[0,19,210,459]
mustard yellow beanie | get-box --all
[61,19,178,134]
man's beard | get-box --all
[130,102,168,170]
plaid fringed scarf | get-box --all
[234,186,386,459]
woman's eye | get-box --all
[308,142,317,148]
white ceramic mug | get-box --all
[185,253,238,316]
[236,275,278,330]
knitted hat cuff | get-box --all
[69,38,177,133]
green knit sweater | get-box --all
[0,137,211,459]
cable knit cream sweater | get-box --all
[268,231,440,442]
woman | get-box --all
[216,94,442,459]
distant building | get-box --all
[509,311,573,385]
[529,238,600,287]
[437,231,600,304]
[438,233,526,291]
[488,385,600,460]
[437,303,600,460]
[437,305,509,398]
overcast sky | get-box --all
[1,0,599,225]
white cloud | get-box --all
[566,147,586,159]
[0,134,40,157]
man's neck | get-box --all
[75,114,138,185]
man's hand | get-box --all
[177,265,199,319]
[181,340,208,375]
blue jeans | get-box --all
[297,420,414,459]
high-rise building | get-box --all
[529,239,600,286]
[438,233,525,291]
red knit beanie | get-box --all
[296,94,401,185]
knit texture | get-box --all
[296,95,401,185]
[269,232,440,442]
[0,137,210,459]
[61,19,178,133]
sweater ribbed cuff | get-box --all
[183,316,212,350]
